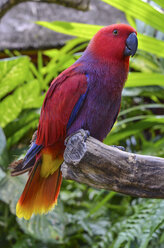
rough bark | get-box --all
[0,0,89,19]
[61,130,164,199]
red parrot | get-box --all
[11,24,138,220]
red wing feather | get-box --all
[36,65,88,146]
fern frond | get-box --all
[111,199,164,248]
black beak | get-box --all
[124,32,138,57]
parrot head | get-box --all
[88,23,138,62]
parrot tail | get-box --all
[16,151,63,220]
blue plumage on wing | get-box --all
[66,74,89,130]
[23,143,43,168]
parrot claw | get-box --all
[65,129,90,146]
[111,145,126,151]
[81,129,90,142]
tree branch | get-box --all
[0,0,90,19]
[61,130,164,199]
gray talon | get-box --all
[82,130,90,142]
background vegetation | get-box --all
[0,0,164,247]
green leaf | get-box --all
[138,34,164,58]
[0,80,41,128]
[0,56,30,99]
[37,51,44,89]
[89,192,116,216]
[102,0,164,32]
[105,116,164,144]
[36,21,101,39]
[0,91,23,128]
[4,111,39,148]
[119,103,164,117]
[0,173,27,213]
[126,73,164,88]
[130,53,162,73]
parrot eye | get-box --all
[113,29,118,35]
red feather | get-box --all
[36,64,88,146]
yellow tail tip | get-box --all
[16,200,57,220]
[16,202,32,220]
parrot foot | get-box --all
[111,145,126,151]
[65,129,90,145]
[80,129,90,142]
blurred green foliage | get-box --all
[0,0,164,247]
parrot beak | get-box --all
[124,32,138,57]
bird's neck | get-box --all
[78,51,129,93]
